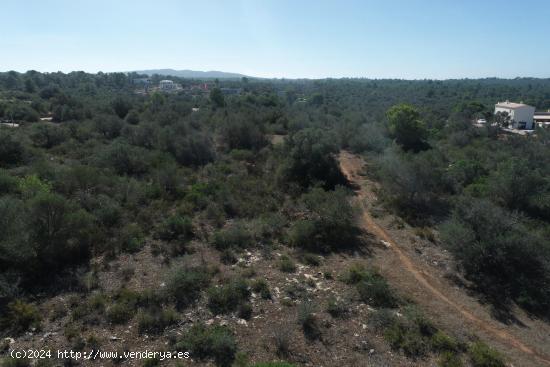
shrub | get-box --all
[252,363,297,367]
[212,224,253,250]
[341,263,371,285]
[438,352,464,367]
[157,214,193,241]
[468,341,505,367]
[106,301,135,324]
[176,324,236,367]
[165,266,211,309]
[297,301,320,340]
[278,256,296,273]
[220,249,237,265]
[0,131,28,167]
[137,306,179,334]
[120,223,145,253]
[299,253,321,266]
[2,300,42,334]
[289,187,358,253]
[106,289,141,324]
[207,278,250,315]
[251,279,271,299]
[237,302,252,320]
[386,103,428,152]
[431,331,459,353]
[219,117,267,152]
[368,308,397,331]
[280,128,346,190]
[0,169,18,194]
[326,296,348,318]
[29,124,67,148]
[384,320,429,358]
[440,198,550,315]
[356,276,398,308]
[273,326,292,357]
[382,306,439,358]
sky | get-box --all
[2,0,550,79]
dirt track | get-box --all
[338,151,550,367]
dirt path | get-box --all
[338,151,550,367]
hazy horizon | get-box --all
[3,0,550,79]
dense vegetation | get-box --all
[1,71,550,365]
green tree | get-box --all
[386,104,428,151]
[280,128,346,190]
[112,97,132,119]
[210,88,225,108]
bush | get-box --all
[384,321,429,358]
[431,331,459,353]
[156,214,193,242]
[297,301,320,340]
[341,263,371,285]
[219,117,267,152]
[30,124,67,148]
[207,278,250,315]
[356,276,398,308]
[251,279,271,299]
[2,300,42,334]
[468,341,505,367]
[368,308,397,331]
[299,253,321,266]
[440,198,550,315]
[386,103,428,152]
[137,306,179,334]
[120,223,145,253]
[0,131,28,167]
[326,296,348,318]
[272,327,292,357]
[165,266,211,309]
[438,352,464,367]
[0,169,18,194]
[383,306,438,358]
[106,288,142,324]
[278,256,296,273]
[342,264,398,308]
[280,128,346,190]
[289,187,358,253]
[220,249,237,265]
[175,324,236,367]
[212,224,253,250]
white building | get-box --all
[534,111,550,128]
[159,80,175,91]
[494,101,535,130]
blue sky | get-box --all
[2,0,550,79]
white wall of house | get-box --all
[494,103,535,129]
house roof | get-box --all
[495,101,532,109]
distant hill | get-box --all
[132,69,247,79]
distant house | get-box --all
[494,101,535,130]
[534,111,550,128]
[159,80,175,91]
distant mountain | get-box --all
[132,69,247,79]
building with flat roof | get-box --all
[159,79,175,91]
[534,111,550,128]
[494,101,535,130]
